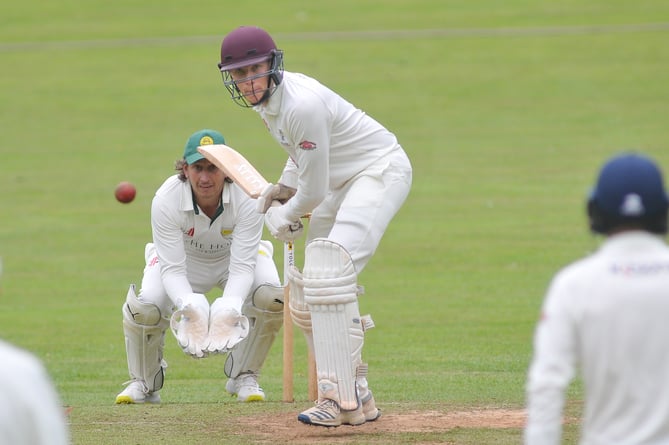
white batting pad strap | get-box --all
[225,284,283,378]
[356,363,369,380]
[360,315,375,332]
[303,239,363,411]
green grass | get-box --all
[1,1,668,443]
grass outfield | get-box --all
[1,1,668,443]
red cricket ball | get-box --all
[115,181,136,204]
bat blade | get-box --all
[197,144,269,198]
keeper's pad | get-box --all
[304,239,366,411]
[224,284,283,378]
[122,284,169,392]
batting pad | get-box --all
[304,238,363,410]
[224,284,283,378]
[122,285,168,392]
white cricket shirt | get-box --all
[0,340,69,445]
[255,71,406,221]
[150,175,263,303]
[525,231,669,445]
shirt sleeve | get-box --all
[524,273,578,445]
[151,194,193,302]
[222,188,264,299]
[282,97,330,221]
[278,156,299,189]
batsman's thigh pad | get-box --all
[224,284,283,378]
[304,238,363,410]
[123,284,169,392]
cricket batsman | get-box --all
[216,26,413,426]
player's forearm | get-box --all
[160,267,194,305]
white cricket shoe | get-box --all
[225,373,266,402]
[297,398,366,427]
[298,391,380,427]
[360,390,381,422]
[115,380,161,404]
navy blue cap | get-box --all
[591,153,669,218]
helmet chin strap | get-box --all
[249,89,271,106]
[227,72,277,108]
[248,78,273,106]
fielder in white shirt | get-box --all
[217,26,413,427]
[525,153,669,445]
[115,129,284,404]
[0,339,69,445]
[0,265,69,443]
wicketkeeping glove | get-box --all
[264,205,303,242]
[206,298,249,354]
[170,293,210,358]
[256,183,297,214]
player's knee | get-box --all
[258,239,274,257]
[123,284,164,327]
[304,238,358,305]
[250,284,283,313]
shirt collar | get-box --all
[181,180,230,218]
[601,230,667,253]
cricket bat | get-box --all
[199,143,316,401]
[197,144,269,198]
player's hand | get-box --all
[170,293,210,358]
[265,206,303,242]
[257,183,297,214]
[206,298,249,354]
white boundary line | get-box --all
[1,22,668,52]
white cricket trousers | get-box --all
[137,240,281,315]
[308,149,412,274]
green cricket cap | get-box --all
[183,129,226,164]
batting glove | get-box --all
[256,183,297,214]
[265,205,303,242]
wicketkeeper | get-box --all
[115,129,284,404]
[216,27,413,426]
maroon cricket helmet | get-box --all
[218,26,280,71]
[217,26,284,107]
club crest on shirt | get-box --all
[299,140,317,150]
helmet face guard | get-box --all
[218,50,284,108]
[217,26,284,108]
